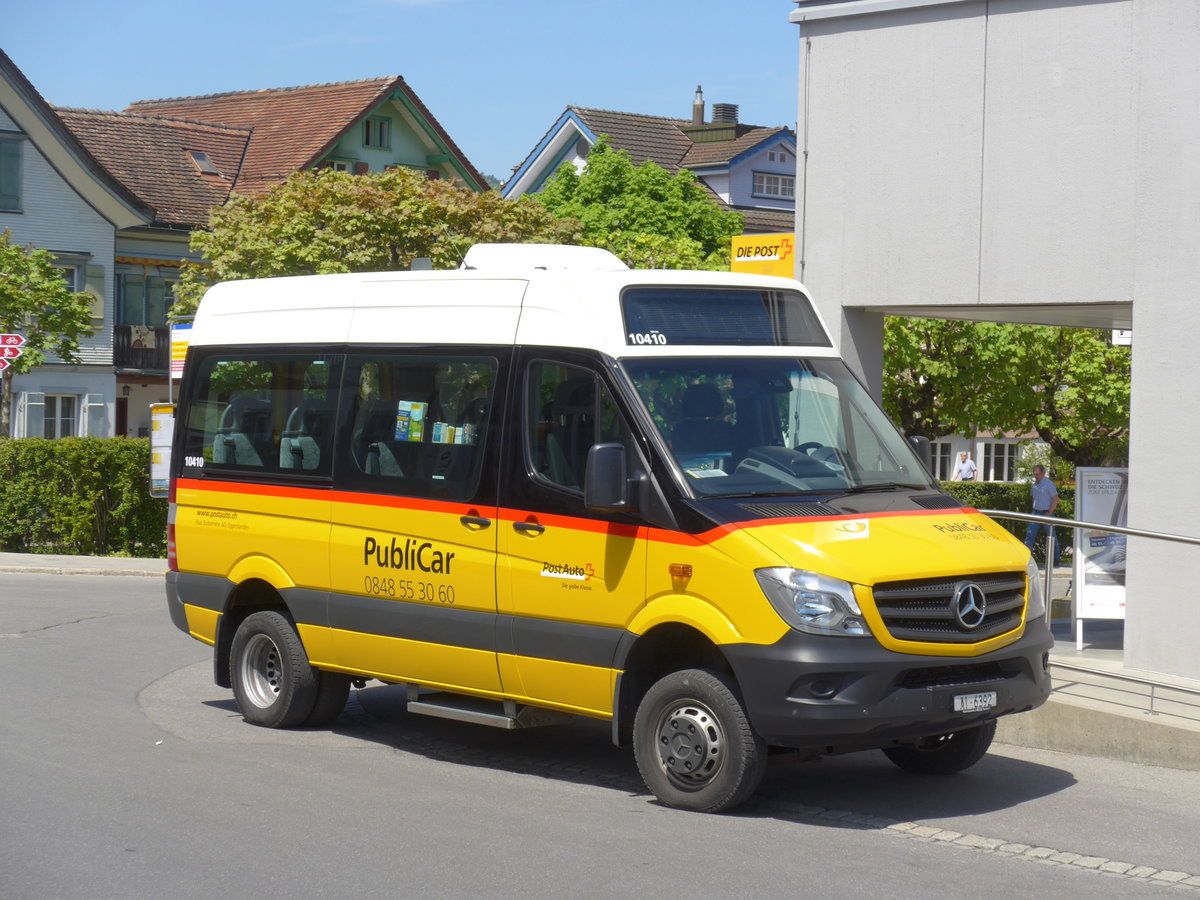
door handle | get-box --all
[460,515,492,529]
[512,521,545,535]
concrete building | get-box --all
[788,0,1199,680]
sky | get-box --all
[4,0,800,183]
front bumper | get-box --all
[724,620,1054,751]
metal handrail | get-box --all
[979,509,1200,548]
[979,508,1200,654]
[1051,659,1200,695]
[1050,660,1200,720]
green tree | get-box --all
[172,167,578,317]
[884,316,1131,469]
[0,230,95,437]
[534,137,744,270]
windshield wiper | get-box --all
[714,490,826,499]
[839,482,924,494]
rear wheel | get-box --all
[882,720,997,774]
[230,610,318,728]
[633,669,766,813]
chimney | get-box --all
[692,85,704,126]
[711,103,739,125]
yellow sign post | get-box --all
[730,233,796,278]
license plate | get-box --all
[953,690,997,713]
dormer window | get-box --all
[752,172,795,200]
[187,150,221,176]
[363,117,391,149]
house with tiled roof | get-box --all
[1,48,154,440]
[125,76,487,195]
[1,54,485,439]
[503,88,797,234]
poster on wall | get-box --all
[1074,467,1129,620]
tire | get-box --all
[633,669,767,813]
[229,610,319,728]
[305,671,352,727]
[882,719,997,775]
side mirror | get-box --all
[907,435,933,475]
[584,443,630,512]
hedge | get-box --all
[940,479,1075,561]
[0,438,166,557]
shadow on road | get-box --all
[147,665,1077,825]
[336,682,1077,824]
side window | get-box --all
[528,362,629,492]
[344,354,495,502]
[180,354,338,476]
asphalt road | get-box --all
[3,572,1199,899]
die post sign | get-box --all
[730,234,796,278]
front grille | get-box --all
[737,501,839,519]
[897,660,1022,690]
[871,571,1026,643]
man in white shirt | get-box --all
[951,451,977,482]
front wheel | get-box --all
[230,610,319,728]
[633,669,766,813]
[882,720,997,774]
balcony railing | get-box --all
[113,325,169,372]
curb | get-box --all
[996,692,1200,772]
[0,558,166,578]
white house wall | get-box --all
[1,114,115,365]
[3,103,118,435]
[702,171,731,204]
[729,145,796,211]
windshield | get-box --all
[622,357,936,498]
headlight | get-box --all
[755,568,869,637]
[1025,557,1047,621]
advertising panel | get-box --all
[170,323,192,379]
[1074,467,1129,620]
[150,403,175,498]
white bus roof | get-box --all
[188,244,838,359]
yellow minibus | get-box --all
[166,243,1051,812]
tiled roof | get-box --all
[571,108,695,172]
[0,50,152,226]
[57,108,250,227]
[126,76,485,194]
[737,206,795,233]
[681,126,792,169]
[569,108,791,174]
[521,106,795,232]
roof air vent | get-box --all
[711,103,739,125]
